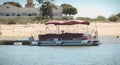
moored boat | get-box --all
[29,20,101,46]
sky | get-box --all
[0,0,120,18]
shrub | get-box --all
[96,16,106,21]
[109,15,119,22]
[76,17,95,22]
[116,13,120,18]
[8,19,16,24]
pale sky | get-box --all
[0,0,120,18]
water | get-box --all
[0,36,120,65]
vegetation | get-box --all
[3,1,22,7]
[8,19,16,24]
[0,0,120,23]
[108,15,119,22]
[76,17,95,22]
[36,0,56,19]
[116,13,120,17]
[0,12,120,24]
[0,17,39,24]
[61,4,77,16]
[76,12,120,22]
[96,16,106,21]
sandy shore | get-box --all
[0,22,120,39]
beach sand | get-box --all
[0,22,120,40]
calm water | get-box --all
[0,36,120,65]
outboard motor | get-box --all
[28,36,38,46]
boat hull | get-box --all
[31,40,101,46]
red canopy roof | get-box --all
[45,20,90,25]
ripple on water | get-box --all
[0,37,120,65]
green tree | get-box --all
[96,16,106,21]
[61,4,72,8]
[3,2,22,7]
[67,7,77,16]
[109,15,119,22]
[37,0,56,19]
[116,13,120,18]
[61,4,77,16]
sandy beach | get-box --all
[0,22,120,40]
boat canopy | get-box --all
[45,20,90,25]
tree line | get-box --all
[76,13,120,22]
[1,1,22,7]
[36,0,77,20]
[31,0,120,22]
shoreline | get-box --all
[0,22,120,39]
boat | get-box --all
[29,20,101,46]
